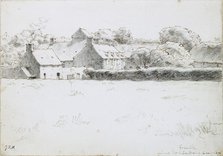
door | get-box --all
[57,72,60,79]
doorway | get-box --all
[57,72,60,79]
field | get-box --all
[1,79,222,156]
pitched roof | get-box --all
[71,28,93,39]
[93,29,114,40]
[92,43,128,59]
[51,40,86,61]
[33,49,62,66]
[80,28,93,38]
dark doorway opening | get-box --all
[57,72,60,79]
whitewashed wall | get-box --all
[61,67,85,79]
[62,61,73,68]
[40,66,85,80]
[40,66,63,79]
[103,59,126,70]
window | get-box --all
[117,59,120,65]
[111,59,114,65]
[62,63,65,68]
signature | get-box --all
[4,145,15,151]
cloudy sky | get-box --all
[1,0,222,41]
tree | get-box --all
[129,48,151,69]
[128,42,193,68]
[114,27,133,44]
[149,42,193,67]
[20,18,50,46]
[159,26,201,51]
[1,18,50,67]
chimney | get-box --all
[50,37,56,45]
[87,37,93,45]
[26,43,34,53]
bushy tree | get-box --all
[129,48,151,69]
[149,42,193,67]
[114,27,133,44]
[0,18,50,67]
[159,26,201,51]
[128,42,193,68]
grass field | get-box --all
[1,79,222,156]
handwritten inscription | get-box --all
[157,151,222,155]
[4,145,15,151]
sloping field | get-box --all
[1,79,222,156]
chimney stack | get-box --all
[87,37,93,45]
[26,43,34,53]
[50,37,56,45]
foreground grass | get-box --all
[1,79,222,156]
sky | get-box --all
[1,0,222,41]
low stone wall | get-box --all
[1,67,222,81]
[193,61,222,68]
[83,68,222,81]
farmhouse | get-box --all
[92,43,127,70]
[73,37,128,70]
[51,40,86,68]
[32,49,62,79]
[21,44,62,79]
[20,28,129,79]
